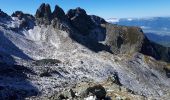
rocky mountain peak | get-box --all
[0,9,10,20]
[67,7,95,35]
[52,5,66,20]
[12,11,24,20]
[35,3,52,25]
[35,3,51,18]
[11,11,35,29]
[90,15,107,25]
[67,7,87,19]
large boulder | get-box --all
[35,3,52,25]
[67,7,95,35]
[85,85,107,99]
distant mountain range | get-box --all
[107,17,170,47]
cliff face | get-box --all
[103,23,170,62]
[104,24,144,54]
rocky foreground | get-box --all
[0,3,170,100]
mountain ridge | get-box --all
[0,3,170,100]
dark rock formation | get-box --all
[164,67,170,78]
[12,11,24,20]
[67,7,95,35]
[12,11,35,29]
[0,9,11,21]
[35,3,52,25]
[52,5,67,20]
[140,39,170,62]
[35,3,71,32]
[0,9,9,18]
[90,15,107,25]
[51,5,71,32]
[86,85,106,99]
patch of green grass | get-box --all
[125,27,141,45]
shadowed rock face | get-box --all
[67,7,95,35]
[52,5,67,20]
[51,5,71,32]
[0,9,10,18]
[140,38,170,62]
[90,15,107,25]
[12,11,25,20]
[0,9,11,22]
[35,3,52,25]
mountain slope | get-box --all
[0,4,170,100]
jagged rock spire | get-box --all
[35,3,51,19]
[0,9,10,19]
[52,5,66,20]
[67,7,95,35]
[35,3,52,25]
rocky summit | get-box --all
[0,3,170,100]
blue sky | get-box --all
[0,0,170,19]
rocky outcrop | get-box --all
[49,79,145,100]
[141,39,170,62]
[67,7,95,35]
[0,9,10,19]
[104,24,144,54]
[90,15,107,25]
[52,5,67,20]
[35,3,52,25]
[35,3,71,32]
[104,23,170,62]
[12,11,35,29]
